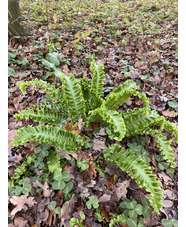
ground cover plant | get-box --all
[8,0,178,226]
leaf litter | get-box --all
[8,0,178,226]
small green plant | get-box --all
[12,59,177,215]
[110,198,152,227]
[86,196,99,209]
[48,201,61,218]
[161,218,178,227]
[70,211,85,227]
[77,159,89,171]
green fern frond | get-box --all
[61,74,86,122]
[80,77,103,111]
[86,107,126,141]
[103,88,150,111]
[156,134,176,168]
[163,121,178,142]
[112,80,140,94]
[32,102,66,113]
[12,125,85,152]
[90,60,105,97]
[104,144,163,213]
[18,78,63,103]
[47,150,62,173]
[14,108,67,124]
[144,127,176,168]
[123,109,159,137]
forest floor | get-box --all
[8,0,178,226]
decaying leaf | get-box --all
[14,216,28,227]
[78,117,83,130]
[32,181,52,198]
[114,180,131,200]
[98,194,111,203]
[92,139,107,152]
[10,194,36,217]
[63,122,80,135]
[61,194,77,224]
[56,149,78,160]
[162,109,178,117]
[162,200,173,208]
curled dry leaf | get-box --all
[92,139,107,152]
[14,216,28,227]
[162,109,178,117]
[98,194,111,203]
[162,200,173,208]
[61,194,77,224]
[10,194,36,217]
[56,149,77,160]
[114,180,131,200]
[32,181,52,197]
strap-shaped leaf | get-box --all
[61,74,86,122]
[112,80,140,94]
[14,108,66,124]
[163,121,178,142]
[12,125,85,152]
[86,107,126,141]
[90,60,105,97]
[144,128,176,168]
[80,77,103,111]
[18,78,63,102]
[103,89,150,111]
[123,109,159,137]
[156,134,176,168]
[104,144,163,213]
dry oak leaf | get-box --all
[63,122,80,135]
[162,109,178,117]
[114,180,131,200]
[10,194,36,217]
[92,139,107,152]
[32,180,52,197]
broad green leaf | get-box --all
[138,218,144,227]
[41,59,55,70]
[14,186,22,196]
[48,201,56,210]
[126,200,137,209]
[63,181,73,194]
[172,219,178,227]
[135,204,143,215]
[54,207,61,217]
[22,184,32,194]
[161,219,172,227]
[54,68,63,78]
[142,207,150,218]
[77,160,89,171]
[54,170,63,181]
[8,67,17,77]
[52,180,65,190]
[61,171,71,182]
[46,52,60,66]
[127,219,137,227]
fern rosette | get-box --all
[11,59,177,215]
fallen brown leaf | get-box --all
[114,180,130,200]
[162,109,178,117]
[63,122,80,135]
[162,200,173,208]
[61,194,77,224]
[92,139,107,152]
[98,194,111,203]
[14,216,28,227]
[10,194,36,217]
